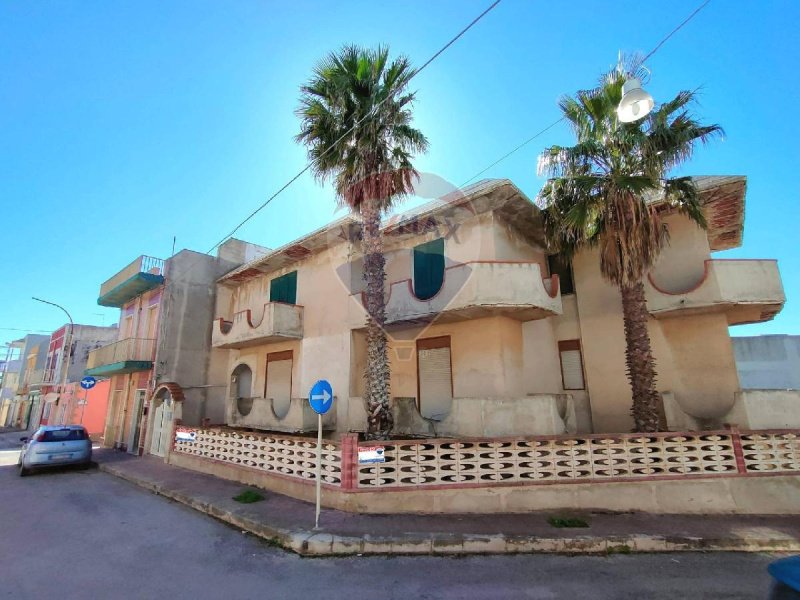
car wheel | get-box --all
[18,463,29,477]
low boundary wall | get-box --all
[168,425,800,514]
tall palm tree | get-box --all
[537,61,722,432]
[296,45,429,440]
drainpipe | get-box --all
[32,297,74,426]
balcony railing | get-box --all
[212,302,304,350]
[98,255,165,307]
[646,259,785,325]
[349,261,562,328]
[86,337,156,374]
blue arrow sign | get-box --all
[80,376,97,390]
[308,379,333,415]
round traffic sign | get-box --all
[80,376,97,390]
[308,380,333,415]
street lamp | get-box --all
[32,297,73,426]
[617,78,655,123]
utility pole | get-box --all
[32,297,74,425]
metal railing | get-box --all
[86,337,156,369]
[99,255,165,299]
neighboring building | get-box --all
[88,241,267,455]
[209,177,785,438]
[733,335,800,390]
[0,335,50,430]
[0,340,23,427]
[39,324,118,427]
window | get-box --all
[413,238,445,300]
[558,340,585,390]
[41,428,87,442]
[547,254,575,295]
[231,364,253,416]
[269,271,297,304]
[265,351,293,419]
[417,336,453,419]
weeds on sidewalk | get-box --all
[548,516,590,528]
[233,489,265,504]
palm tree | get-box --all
[296,45,429,440]
[537,61,722,432]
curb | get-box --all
[99,462,800,557]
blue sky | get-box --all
[1,0,798,348]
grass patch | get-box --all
[607,544,632,555]
[547,516,590,528]
[233,489,265,504]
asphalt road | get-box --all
[0,431,781,600]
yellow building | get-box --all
[208,177,785,438]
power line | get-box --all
[206,0,503,254]
[458,0,713,186]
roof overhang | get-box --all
[693,176,746,251]
[218,179,544,285]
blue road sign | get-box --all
[80,376,97,390]
[308,379,333,415]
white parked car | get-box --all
[18,425,92,476]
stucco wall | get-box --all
[733,335,800,390]
[573,212,742,432]
[724,390,800,429]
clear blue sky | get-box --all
[1,0,797,348]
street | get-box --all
[0,432,779,600]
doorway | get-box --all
[149,391,174,457]
[265,351,292,419]
[126,389,147,455]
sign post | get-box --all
[308,379,333,529]
[79,376,97,425]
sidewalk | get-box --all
[96,449,800,557]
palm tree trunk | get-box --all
[620,280,662,432]
[362,197,393,440]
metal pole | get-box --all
[315,412,322,529]
[80,386,89,424]
[32,297,73,425]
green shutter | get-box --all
[269,271,297,304]
[413,238,445,300]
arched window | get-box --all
[413,237,445,300]
[231,364,253,416]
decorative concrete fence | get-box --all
[173,426,343,486]
[173,426,799,492]
[356,430,799,489]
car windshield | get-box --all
[40,429,86,442]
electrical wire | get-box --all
[458,0,713,186]
[205,0,503,255]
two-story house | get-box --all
[40,324,118,428]
[209,177,784,438]
[87,240,268,455]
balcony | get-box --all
[212,302,304,350]
[98,255,165,308]
[646,259,785,325]
[84,337,156,376]
[350,261,562,328]
[1,359,22,374]
[17,369,44,394]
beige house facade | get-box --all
[210,177,785,438]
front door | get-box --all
[149,396,174,457]
[126,389,146,455]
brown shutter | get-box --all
[558,339,585,390]
[417,336,453,419]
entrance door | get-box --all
[265,351,292,419]
[126,389,146,455]
[149,395,174,457]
